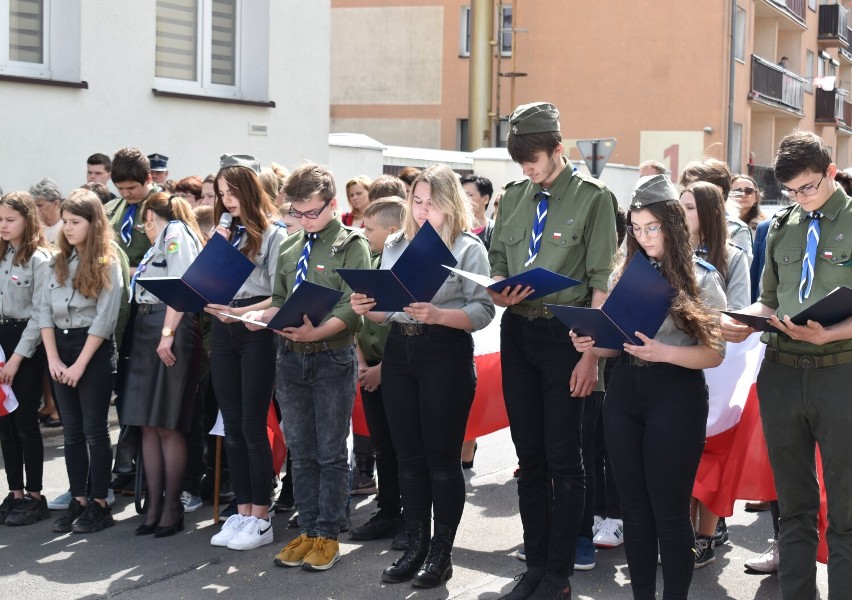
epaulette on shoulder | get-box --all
[693,255,717,272]
[573,170,608,190]
[384,229,405,249]
[770,204,796,230]
[504,178,528,189]
[104,197,123,218]
[331,225,366,255]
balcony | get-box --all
[748,55,806,116]
[819,4,849,47]
[815,87,849,124]
[756,0,807,29]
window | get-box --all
[730,122,742,174]
[154,0,270,102]
[500,5,513,56]
[460,4,512,58]
[0,0,81,82]
[458,118,469,151]
[806,49,815,93]
[734,6,746,62]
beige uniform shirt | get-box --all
[0,245,52,357]
[135,221,203,304]
[233,223,287,300]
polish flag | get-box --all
[0,347,18,417]
[210,401,287,474]
[694,333,828,563]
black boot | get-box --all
[411,523,455,588]
[381,520,430,583]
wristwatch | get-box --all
[161,327,175,337]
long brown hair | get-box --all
[213,166,274,260]
[0,191,49,266]
[142,192,204,243]
[619,200,722,352]
[55,189,115,298]
[683,181,729,282]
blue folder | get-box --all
[444,265,581,301]
[724,285,852,332]
[137,233,255,313]
[546,253,676,350]
[264,281,343,331]
[336,221,458,312]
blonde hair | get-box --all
[403,165,473,248]
[55,189,116,298]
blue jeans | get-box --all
[277,345,355,540]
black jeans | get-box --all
[382,327,475,527]
[0,322,45,492]
[604,358,708,600]
[361,373,401,517]
[210,318,276,506]
[579,391,602,538]
[52,328,116,500]
[501,311,585,579]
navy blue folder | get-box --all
[445,265,581,301]
[336,221,458,312]
[723,285,852,332]
[546,253,677,350]
[138,233,255,313]
[263,281,343,331]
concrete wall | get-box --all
[0,0,330,194]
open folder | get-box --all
[137,233,255,313]
[336,221,457,312]
[222,281,343,332]
[545,253,677,350]
[443,265,581,301]
[723,285,852,332]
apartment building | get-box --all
[331,0,852,194]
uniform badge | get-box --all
[10,275,18,281]
[167,241,179,254]
[566,217,574,225]
[553,232,563,240]
[316,265,325,272]
[836,233,845,242]
[824,251,834,259]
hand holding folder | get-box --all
[546,253,677,350]
[137,233,255,313]
[222,281,343,332]
[723,286,852,332]
[337,221,458,312]
[443,265,580,301]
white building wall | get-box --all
[0,0,330,194]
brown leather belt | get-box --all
[509,304,555,320]
[282,337,352,354]
[765,347,852,369]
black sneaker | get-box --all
[391,528,410,550]
[110,473,135,494]
[349,511,402,541]
[528,575,571,599]
[0,493,23,523]
[498,571,543,600]
[350,471,378,495]
[72,501,115,534]
[54,498,86,533]
[694,534,715,568]
[273,487,295,513]
[5,495,51,526]
[712,517,729,546]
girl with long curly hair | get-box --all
[571,174,725,600]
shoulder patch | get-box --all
[167,241,180,254]
[504,177,528,189]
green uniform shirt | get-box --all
[357,252,390,364]
[271,218,370,343]
[105,185,160,267]
[759,186,852,355]
[489,161,618,308]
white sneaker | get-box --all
[47,491,72,511]
[227,516,274,551]
[592,515,605,537]
[745,540,779,573]
[593,518,624,548]
[211,514,248,547]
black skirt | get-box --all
[119,306,201,431]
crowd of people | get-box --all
[0,102,848,600]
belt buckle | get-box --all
[526,307,541,320]
[798,355,813,369]
[403,323,419,336]
[302,342,319,354]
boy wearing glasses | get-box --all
[489,103,617,600]
[721,130,852,600]
[250,164,370,573]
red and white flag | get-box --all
[0,346,19,417]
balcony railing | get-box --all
[767,0,807,25]
[749,55,806,114]
[816,87,850,124]
[819,4,849,46]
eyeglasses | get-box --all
[730,187,755,196]
[288,202,330,220]
[626,224,662,239]
[780,173,825,199]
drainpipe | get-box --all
[727,0,737,167]
[469,0,494,150]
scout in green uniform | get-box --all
[251,163,371,573]
[721,131,852,600]
[489,102,617,600]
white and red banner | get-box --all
[0,347,18,417]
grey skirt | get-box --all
[119,306,201,431]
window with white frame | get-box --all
[0,0,81,82]
[154,0,270,102]
[734,6,746,62]
[460,4,513,58]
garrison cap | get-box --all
[509,102,560,135]
[630,174,679,209]
[219,153,261,175]
[147,153,169,171]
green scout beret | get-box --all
[219,154,261,175]
[509,102,560,135]
[630,174,679,209]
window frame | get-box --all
[460,4,513,59]
[0,0,52,79]
[734,5,746,63]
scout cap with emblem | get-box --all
[147,153,169,172]
[630,174,679,209]
[219,153,261,175]
[509,102,560,135]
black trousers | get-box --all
[360,372,401,517]
[579,391,602,538]
[382,327,475,526]
[52,328,116,500]
[604,358,708,600]
[501,311,585,579]
[0,322,45,492]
